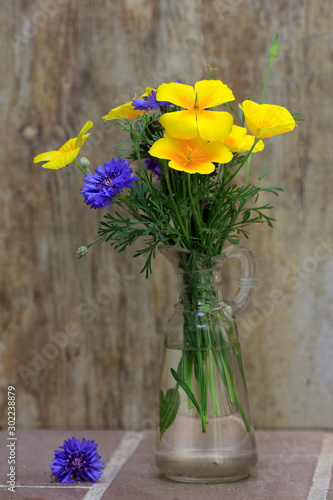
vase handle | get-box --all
[223,245,258,317]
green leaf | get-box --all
[291,112,305,122]
[159,387,180,438]
[170,368,202,416]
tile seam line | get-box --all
[82,430,146,500]
[307,433,333,500]
[0,485,91,489]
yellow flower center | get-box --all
[62,144,74,152]
[224,137,236,147]
[181,146,194,167]
[256,119,272,129]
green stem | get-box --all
[259,59,273,104]
[221,351,235,404]
[187,173,205,245]
[182,174,187,201]
[232,342,247,385]
[164,166,191,248]
[244,155,252,187]
[205,327,219,415]
[185,352,194,409]
[213,338,251,432]
[233,381,250,432]
[208,351,219,415]
[244,138,260,187]
[117,193,145,222]
[86,235,104,248]
[134,143,154,194]
[194,323,207,432]
[180,338,194,411]
[170,169,179,198]
[224,102,244,124]
[226,141,257,184]
[73,159,87,176]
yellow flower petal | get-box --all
[43,148,81,170]
[102,100,143,120]
[240,101,296,139]
[149,133,232,174]
[103,88,157,121]
[169,160,216,175]
[157,80,234,141]
[199,141,233,164]
[149,134,184,161]
[195,80,235,109]
[75,120,93,148]
[59,137,77,153]
[159,110,198,139]
[156,83,195,109]
[33,121,93,170]
[196,109,233,141]
[33,151,59,163]
[223,125,264,152]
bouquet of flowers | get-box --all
[34,34,300,437]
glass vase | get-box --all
[155,244,258,483]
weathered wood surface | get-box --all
[1,0,332,429]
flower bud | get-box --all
[80,157,91,172]
[268,32,279,63]
[76,246,88,259]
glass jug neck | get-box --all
[158,244,225,273]
[175,264,222,287]
[174,265,224,311]
[159,244,225,308]
[176,271,223,312]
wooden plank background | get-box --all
[1,0,333,430]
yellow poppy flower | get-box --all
[103,87,156,120]
[149,133,233,175]
[103,100,143,121]
[240,101,296,139]
[222,125,264,153]
[33,121,93,169]
[156,80,234,141]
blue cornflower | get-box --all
[50,437,104,484]
[144,157,161,179]
[132,90,171,111]
[81,158,137,209]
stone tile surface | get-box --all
[328,471,333,500]
[0,429,331,500]
[0,485,89,499]
[103,430,322,500]
[1,429,125,487]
